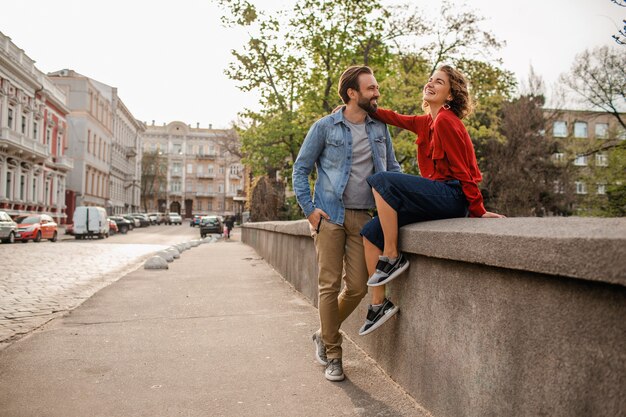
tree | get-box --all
[480,95,566,216]
[560,46,626,130]
[140,151,168,212]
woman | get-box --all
[358,65,504,336]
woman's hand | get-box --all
[482,211,506,218]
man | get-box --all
[292,66,401,381]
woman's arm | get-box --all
[434,117,487,217]
[371,108,425,134]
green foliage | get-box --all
[140,151,168,212]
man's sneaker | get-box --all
[312,331,327,365]
[358,298,399,336]
[325,358,345,381]
[367,254,409,286]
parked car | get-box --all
[200,216,223,238]
[147,213,159,225]
[167,212,182,225]
[109,216,132,234]
[0,210,20,243]
[73,206,109,239]
[130,213,151,227]
[122,215,139,229]
[15,214,58,243]
[190,214,204,227]
[108,218,119,235]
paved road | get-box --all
[0,223,210,348]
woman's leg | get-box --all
[373,188,399,259]
[363,237,386,305]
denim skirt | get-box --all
[360,171,469,250]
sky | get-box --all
[0,0,622,128]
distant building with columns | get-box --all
[141,121,245,218]
[0,31,73,223]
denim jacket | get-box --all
[292,109,401,226]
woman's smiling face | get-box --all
[423,70,453,106]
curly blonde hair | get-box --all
[424,65,474,119]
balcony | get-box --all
[196,153,216,160]
[0,127,49,161]
[53,155,74,171]
[196,173,215,179]
[170,171,183,178]
[168,191,183,197]
[196,191,218,197]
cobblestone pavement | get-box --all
[0,224,205,348]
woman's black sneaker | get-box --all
[358,298,399,336]
[367,254,409,286]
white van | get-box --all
[73,206,110,239]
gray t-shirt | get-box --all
[343,120,375,209]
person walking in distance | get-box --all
[292,66,401,381]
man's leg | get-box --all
[337,210,370,324]
[313,220,346,360]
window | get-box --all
[595,153,608,167]
[207,164,214,174]
[574,155,588,166]
[171,181,181,192]
[33,122,38,141]
[6,172,12,199]
[20,175,25,200]
[574,122,588,138]
[218,166,225,175]
[597,184,606,195]
[173,143,183,155]
[595,123,608,139]
[8,107,14,129]
[196,200,202,211]
[552,153,565,163]
[21,116,26,134]
[46,128,52,152]
[186,182,193,192]
[32,178,37,201]
[197,165,203,174]
[187,164,193,174]
[172,162,182,175]
[218,183,224,193]
[230,165,241,175]
[207,201,212,211]
[553,121,567,137]
[575,181,587,195]
[57,133,62,156]
[207,184,213,193]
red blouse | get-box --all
[373,107,487,217]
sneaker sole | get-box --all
[325,372,345,381]
[358,305,399,336]
[313,334,328,366]
[367,260,410,287]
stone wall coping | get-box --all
[243,217,626,287]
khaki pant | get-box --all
[312,209,370,359]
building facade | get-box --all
[0,31,73,223]
[141,121,244,218]
[546,108,625,214]
[48,70,144,220]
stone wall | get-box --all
[242,218,626,417]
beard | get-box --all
[357,95,378,113]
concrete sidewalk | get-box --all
[0,238,429,417]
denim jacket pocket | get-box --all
[372,136,387,161]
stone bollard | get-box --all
[144,256,168,270]
[157,250,174,263]
[167,247,180,259]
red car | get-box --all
[15,214,58,243]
